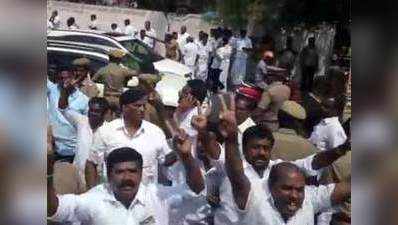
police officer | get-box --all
[72,57,99,98]
[92,49,138,113]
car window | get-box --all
[47,50,108,79]
[120,40,150,56]
[49,35,119,48]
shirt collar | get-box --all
[117,118,146,138]
[103,183,147,208]
[238,117,256,133]
[322,116,339,125]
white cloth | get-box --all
[60,108,92,185]
[308,116,347,151]
[68,24,79,30]
[88,20,98,30]
[177,32,191,50]
[144,28,156,48]
[217,44,233,91]
[88,118,172,185]
[196,42,211,81]
[182,42,199,67]
[230,37,252,85]
[213,156,322,225]
[124,25,137,37]
[111,27,122,33]
[50,183,179,225]
[49,16,61,29]
[237,182,335,225]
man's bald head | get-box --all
[268,162,305,188]
[268,162,306,222]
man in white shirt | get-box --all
[236,162,350,225]
[196,32,212,81]
[308,97,347,225]
[182,36,199,76]
[168,79,208,184]
[58,82,112,188]
[85,87,174,188]
[88,14,98,30]
[209,95,351,225]
[49,10,61,30]
[124,19,137,37]
[230,30,253,87]
[111,23,122,33]
[177,25,190,51]
[48,142,205,225]
[138,29,154,48]
[67,17,79,30]
[309,97,347,151]
[144,20,156,48]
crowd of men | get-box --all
[47,9,351,225]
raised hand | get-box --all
[191,100,211,132]
[173,128,192,156]
[177,93,197,114]
[218,93,238,139]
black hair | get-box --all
[89,97,110,111]
[111,23,118,29]
[268,162,304,188]
[119,86,147,107]
[106,147,143,176]
[91,14,96,20]
[240,29,247,37]
[242,124,275,152]
[187,79,207,103]
[124,19,130,26]
[67,17,75,27]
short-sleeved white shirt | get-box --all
[213,156,321,225]
[89,118,172,185]
[50,183,177,225]
[125,25,137,37]
[237,182,335,225]
[182,42,199,66]
[177,32,191,50]
[309,116,347,151]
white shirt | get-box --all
[182,42,199,66]
[60,108,108,183]
[49,16,61,29]
[68,24,79,30]
[50,183,170,225]
[177,32,191,49]
[112,27,122,33]
[235,37,253,59]
[237,182,335,225]
[125,25,138,37]
[89,118,172,185]
[88,20,98,30]
[213,156,321,225]
[309,116,347,151]
[144,28,156,48]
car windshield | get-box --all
[119,39,163,62]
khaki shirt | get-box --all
[93,63,137,94]
[272,128,319,161]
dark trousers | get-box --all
[207,68,223,93]
[301,66,317,92]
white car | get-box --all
[47,29,192,78]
